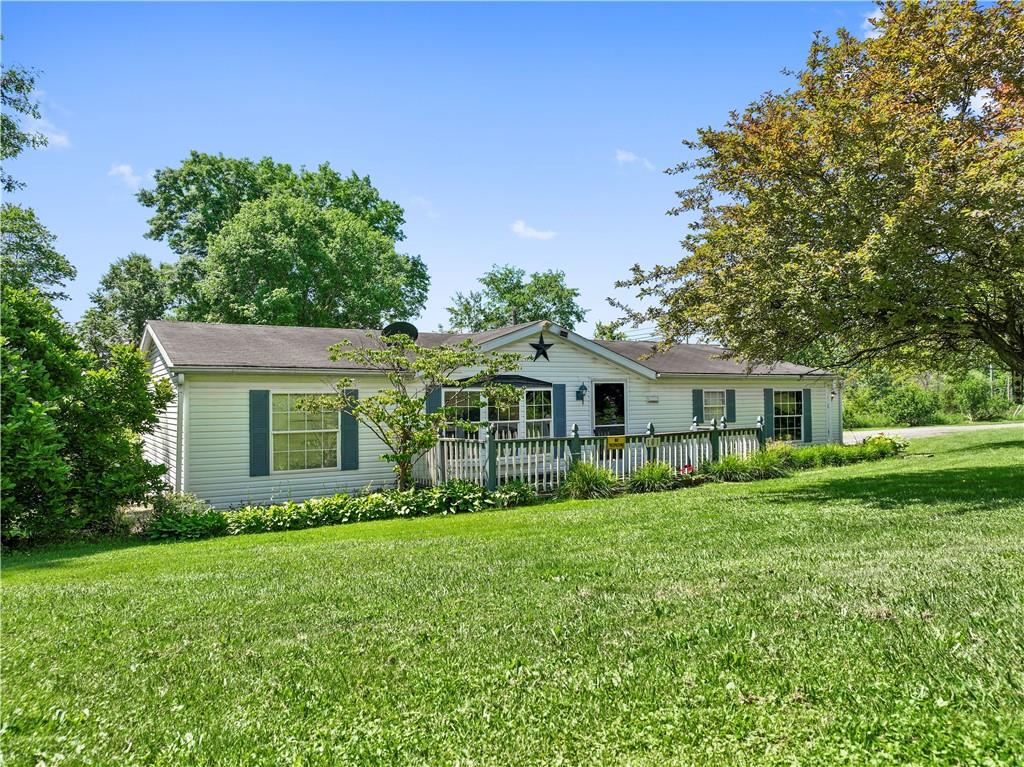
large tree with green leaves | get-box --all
[447,264,587,331]
[617,1,1024,391]
[1,203,76,300]
[306,334,522,490]
[138,152,407,257]
[195,195,428,327]
[77,253,172,358]
[137,152,416,323]
[1,40,48,193]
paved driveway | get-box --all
[843,421,1023,445]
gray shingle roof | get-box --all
[144,320,543,372]
[591,339,827,377]
[144,320,828,377]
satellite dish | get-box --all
[382,321,419,342]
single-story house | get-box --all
[140,319,843,507]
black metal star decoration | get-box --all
[530,332,553,361]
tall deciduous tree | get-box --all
[137,152,414,321]
[1,41,48,193]
[77,253,172,358]
[617,1,1024,393]
[447,265,587,331]
[137,152,406,257]
[0,203,76,300]
[196,195,429,328]
[593,321,627,341]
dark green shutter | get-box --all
[763,388,775,439]
[692,389,704,424]
[340,388,359,470]
[249,390,270,476]
[552,384,567,437]
[425,386,442,414]
[802,388,813,443]
[726,389,737,423]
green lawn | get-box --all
[3,429,1023,766]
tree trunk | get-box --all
[396,459,413,492]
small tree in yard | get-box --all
[303,333,523,490]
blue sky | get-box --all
[4,1,876,336]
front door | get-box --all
[594,382,626,436]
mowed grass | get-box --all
[3,430,1023,766]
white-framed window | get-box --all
[524,389,553,437]
[441,387,554,439]
[773,390,803,441]
[704,389,726,423]
[443,389,483,438]
[271,393,339,472]
[488,399,520,439]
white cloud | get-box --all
[861,7,884,39]
[108,163,142,190]
[28,116,71,149]
[511,219,556,241]
[615,148,654,171]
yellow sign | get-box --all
[606,435,626,450]
[644,437,661,448]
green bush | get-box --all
[707,436,906,482]
[627,461,678,493]
[423,479,493,515]
[880,384,939,426]
[701,451,790,482]
[146,479,542,541]
[147,494,228,540]
[743,449,792,478]
[491,480,538,509]
[943,373,1010,421]
[559,462,619,500]
[699,455,753,482]
[1,286,174,545]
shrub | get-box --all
[1,286,174,545]
[147,493,228,540]
[224,493,396,535]
[743,449,792,478]
[880,383,939,426]
[699,455,753,482]
[491,480,538,509]
[944,373,1010,421]
[559,462,619,500]
[425,479,493,515]
[702,451,790,482]
[861,434,908,457]
[627,461,677,493]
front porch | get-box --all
[413,419,766,494]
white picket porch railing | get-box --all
[417,419,765,494]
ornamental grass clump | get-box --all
[559,462,620,500]
[627,461,678,494]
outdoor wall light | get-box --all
[576,383,588,402]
